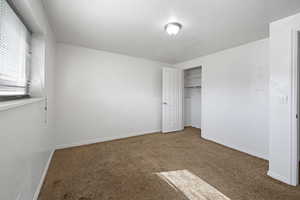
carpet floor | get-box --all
[38,128,300,200]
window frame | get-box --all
[0,0,32,101]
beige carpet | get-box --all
[38,128,300,200]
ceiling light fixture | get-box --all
[165,22,182,36]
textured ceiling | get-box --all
[43,0,300,64]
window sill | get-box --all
[0,97,45,112]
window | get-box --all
[0,0,31,98]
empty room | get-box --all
[2,0,300,199]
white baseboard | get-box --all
[202,134,268,160]
[32,130,161,199]
[267,170,292,185]
[33,150,55,200]
[56,129,162,150]
[31,130,294,200]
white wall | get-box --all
[176,39,270,160]
[0,102,48,200]
[0,0,56,199]
[55,43,170,148]
[268,13,300,185]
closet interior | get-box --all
[184,66,202,129]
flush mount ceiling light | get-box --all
[165,22,182,36]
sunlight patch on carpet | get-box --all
[156,170,230,200]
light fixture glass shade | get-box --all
[165,22,182,36]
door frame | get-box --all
[291,28,300,186]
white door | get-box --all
[162,68,183,133]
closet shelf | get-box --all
[184,75,201,79]
[185,85,201,88]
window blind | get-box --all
[0,0,31,96]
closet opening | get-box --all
[184,66,202,132]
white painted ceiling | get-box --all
[42,0,300,64]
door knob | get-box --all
[163,102,168,105]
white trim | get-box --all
[267,170,290,185]
[33,150,54,200]
[0,97,44,112]
[56,130,162,150]
[32,130,162,199]
[290,28,300,186]
[202,134,268,160]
